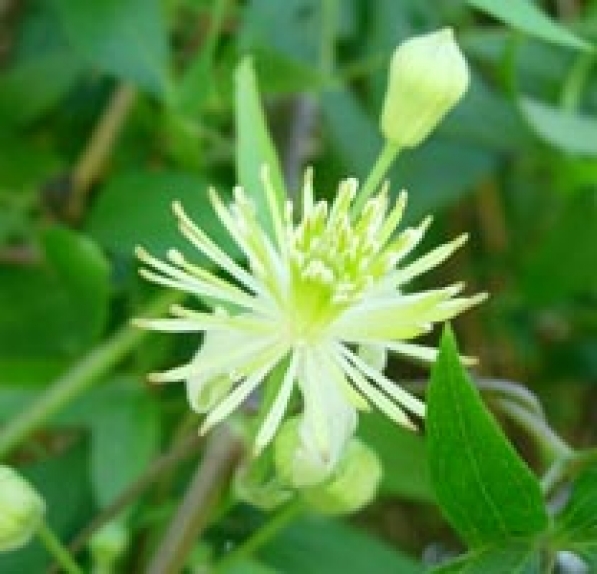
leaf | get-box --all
[521,192,597,304]
[89,379,161,507]
[359,412,434,503]
[49,0,171,96]
[42,227,110,344]
[519,97,597,157]
[466,0,591,52]
[0,228,110,382]
[262,516,423,574]
[429,543,542,573]
[86,170,236,262]
[426,326,548,547]
[553,462,597,559]
[234,58,287,235]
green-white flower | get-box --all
[135,168,485,481]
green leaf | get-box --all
[519,97,597,157]
[89,379,161,507]
[553,462,597,559]
[86,170,236,262]
[429,543,542,573]
[49,0,171,96]
[466,0,591,51]
[359,412,434,503]
[262,516,423,574]
[426,326,548,547]
[42,227,110,344]
[0,228,110,382]
[234,58,287,235]
[521,192,597,304]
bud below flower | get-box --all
[89,520,130,572]
[380,28,469,148]
[302,439,381,515]
[0,465,46,552]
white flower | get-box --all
[135,167,485,481]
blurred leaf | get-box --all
[553,462,597,560]
[86,170,235,261]
[359,412,434,502]
[521,192,597,304]
[221,558,280,574]
[466,0,591,51]
[262,516,423,574]
[240,0,321,64]
[0,53,82,126]
[42,227,110,344]
[235,58,287,232]
[49,0,171,96]
[426,327,548,547]
[0,441,94,573]
[519,97,597,157]
[429,543,542,573]
[0,229,110,382]
[90,380,160,507]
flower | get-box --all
[135,167,485,482]
[380,28,469,148]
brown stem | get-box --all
[145,426,244,574]
[68,83,137,221]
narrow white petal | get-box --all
[391,233,468,287]
[253,352,299,454]
[173,201,264,295]
[148,336,284,383]
[200,351,284,434]
[294,346,357,485]
[260,165,287,258]
[339,345,426,418]
[132,318,211,332]
[332,345,414,429]
[377,190,407,246]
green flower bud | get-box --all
[274,418,336,488]
[0,465,46,552]
[302,439,381,515]
[380,28,469,148]
[89,520,129,573]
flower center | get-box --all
[285,180,391,341]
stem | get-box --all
[69,83,137,220]
[145,426,243,574]
[37,521,84,574]
[351,141,400,215]
[0,290,181,459]
[319,0,339,76]
[496,398,572,460]
[215,499,303,572]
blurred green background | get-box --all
[0,0,596,572]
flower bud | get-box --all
[302,439,381,515]
[274,418,335,488]
[0,466,46,552]
[89,520,129,573]
[380,28,469,148]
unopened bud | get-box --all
[0,466,45,552]
[380,28,469,148]
[302,439,381,515]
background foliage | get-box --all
[0,0,596,572]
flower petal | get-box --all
[293,346,357,486]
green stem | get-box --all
[319,0,339,76]
[0,290,181,459]
[496,398,572,460]
[215,499,303,571]
[37,521,84,574]
[352,141,401,215]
